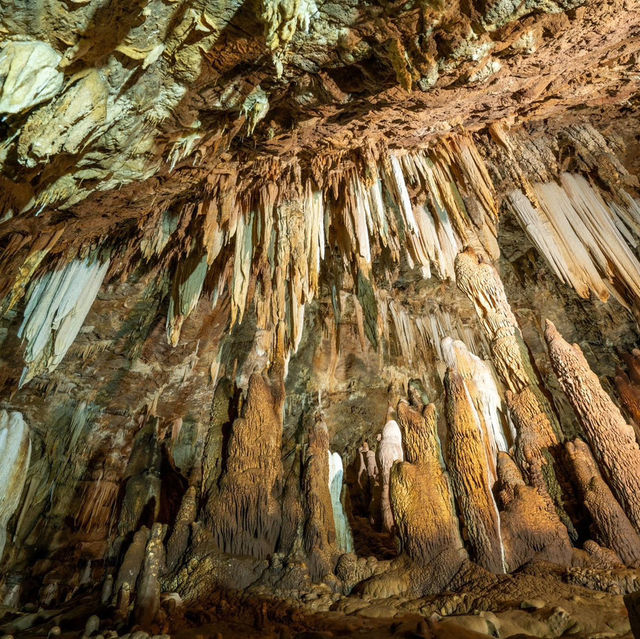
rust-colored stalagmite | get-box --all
[113,526,149,610]
[445,370,504,574]
[166,486,197,570]
[545,320,640,533]
[617,350,640,440]
[210,366,285,559]
[135,522,167,628]
[390,400,467,590]
[455,248,571,533]
[565,438,640,567]
[496,452,572,571]
[302,413,338,580]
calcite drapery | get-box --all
[17,255,110,386]
[0,411,31,561]
[545,321,640,534]
[376,413,404,533]
[329,451,354,554]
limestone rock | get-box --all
[545,320,640,534]
[0,41,63,114]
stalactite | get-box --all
[328,451,353,554]
[302,413,337,580]
[17,255,109,386]
[545,320,640,533]
[0,410,31,562]
[565,438,640,567]
[376,411,404,533]
[509,174,640,307]
[495,452,572,571]
[390,401,467,590]
[445,370,505,574]
[211,367,284,559]
[166,249,208,346]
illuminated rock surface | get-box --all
[2,1,640,637]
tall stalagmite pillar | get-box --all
[302,413,338,580]
[545,320,640,533]
[445,370,504,574]
[210,364,285,559]
[390,400,467,590]
[455,248,572,536]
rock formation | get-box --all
[302,413,338,580]
[329,451,354,554]
[376,412,404,533]
[545,321,640,533]
[0,411,31,561]
[566,438,640,567]
[445,370,505,574]
[390,400,467,590]
[211,368,285,559]
[2,1,640,637]
[455,248,573,536]
[495,452,573,571]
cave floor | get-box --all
[2,564,636,639]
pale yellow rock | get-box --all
[0,41,63,114]
[18,69,108,167]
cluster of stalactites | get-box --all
[15,254,109,386]
[160,134,499,371]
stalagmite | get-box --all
[0,410,31,561]
[445,370,504,574]
[166,486,197,570]
[545,320,640,533]
[302,413,337,580]
[616,357,640,434]
[376,412,404,533]
[455,248,572,534]
[135,522,167,628]
[329,451,354,554]
[442,336,509,483]
[17,255,110,386]
[495,452,572,571]
[390,401,467,590]
[211,368,284,559]
[113,526,150,608]
[565,438,640,567]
